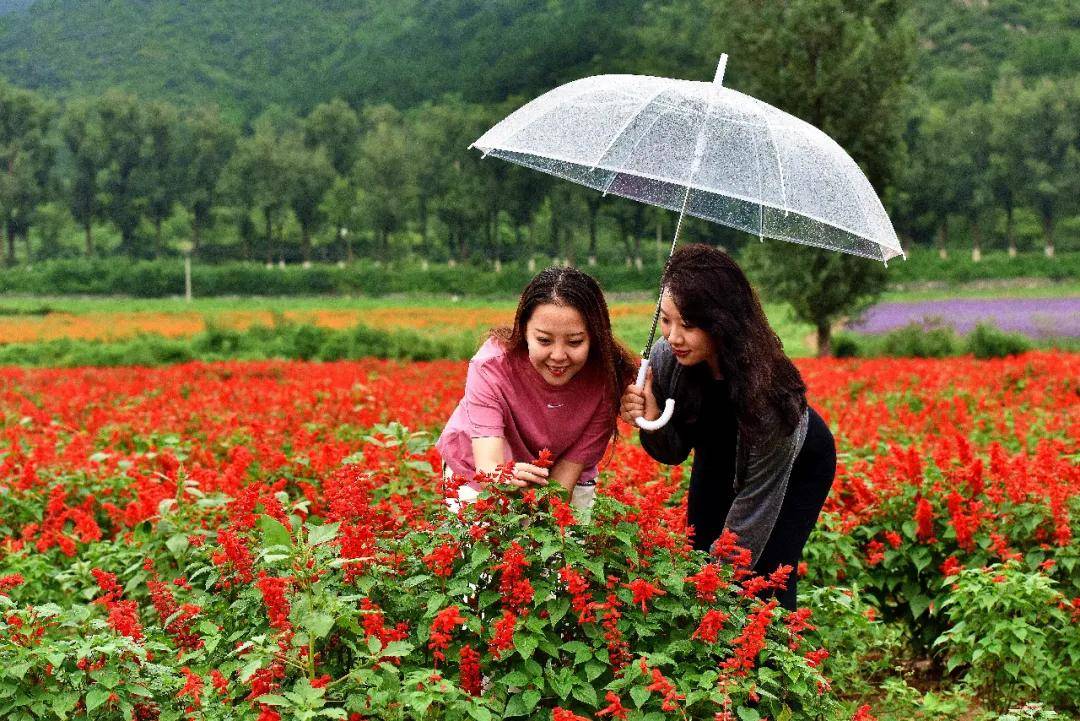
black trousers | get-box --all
[687,407,836,610]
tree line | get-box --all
[1,83,700,268]
[3,73,1077,271]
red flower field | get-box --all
[0,352,1077,720]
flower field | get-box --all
[0,352,1077,720]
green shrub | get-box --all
[880,321,959,357]
[0,322,481,367]
[830,332,863,358]
[965,323,1033,359]
[934,562,1080,713]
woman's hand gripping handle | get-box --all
[621,358,675,431]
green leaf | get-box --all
[85,687,110,713]
[52,692,79,716]
[584,661,605,682]
[5,663,30,680]
[571,683,597,706]
[514,632,538,660]
[381,641,414,657]
[299,610,335,639]
[909,594,932,620]
[307,521,340,547]
[467,706,493,721]
[255,694,290,707]
[165,533,189,556]
[522,689,541,712]
[503,694,528,717]
[260,515,293,549]
[737,706,762,721]
[630,685,651,708]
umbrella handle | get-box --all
[633,358,675,431]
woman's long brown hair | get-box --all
[663,244,807,442]
[492,266,637,442]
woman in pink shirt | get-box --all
[437,267,635,507]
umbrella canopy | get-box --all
[472,57,904,264]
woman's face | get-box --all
[660,292,717,369]
[524,303,591,386]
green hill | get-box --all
[0,0,1076,119]
[0,0,635,119]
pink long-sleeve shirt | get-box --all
[436,338,614,484]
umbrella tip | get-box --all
[714,54,728,86]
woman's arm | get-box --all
[471,436,550,488]
[548,459,585,493]
[722,410,809,567]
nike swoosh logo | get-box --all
[547,403,565,409]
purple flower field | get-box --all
[849,297,1080,338]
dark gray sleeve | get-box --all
[723,409,809,568]
[637,339,692,466]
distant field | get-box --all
[0,295,818,357]
[0,280,1075,358]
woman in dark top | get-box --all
[619,244,835,610]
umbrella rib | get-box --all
[758,109,789,215]
[588,87,668,171]
[599,109,670,196]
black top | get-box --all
[639,337,809,566]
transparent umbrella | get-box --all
[472,55,904,429]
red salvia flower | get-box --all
[488,609,517,658]
[624,578,665,614]
[256,572,292,631]
[428,605,466,665]
[684,563,726,602]
[596,691,629,719]
[914,498,935,542]
[423,541,460,579]
[691,609,729,644]
[458,644,481,696]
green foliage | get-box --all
[965,324,1032,360]
[832,322,1042,359]
[0,321,482,367]
[935,562,1080,712]
[880,322,959,358]
[799,585,905,698]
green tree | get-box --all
[220,117,296,264]
[0,80,55,265]
[999,76,1080,258]
[179,106,238,255]
[303,98,361,177]
[137,100,182,256]
[988,77,1026,258]
[96,90,149,257]
[284,136,335,264]
[59,99,105,256]
[354,105,417,261]
[710,0,916,356]
[320,176,360,263]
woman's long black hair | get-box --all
[492,266,637,442]
[663,244,807,441]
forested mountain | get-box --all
[0,0,1076,269]
[0,0,1076,118]
[0,0,637,119]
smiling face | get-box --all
[524,303,591,386]
[660,291,719,374]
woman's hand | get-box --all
[506,462,549,488]
[619,366,660,424]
